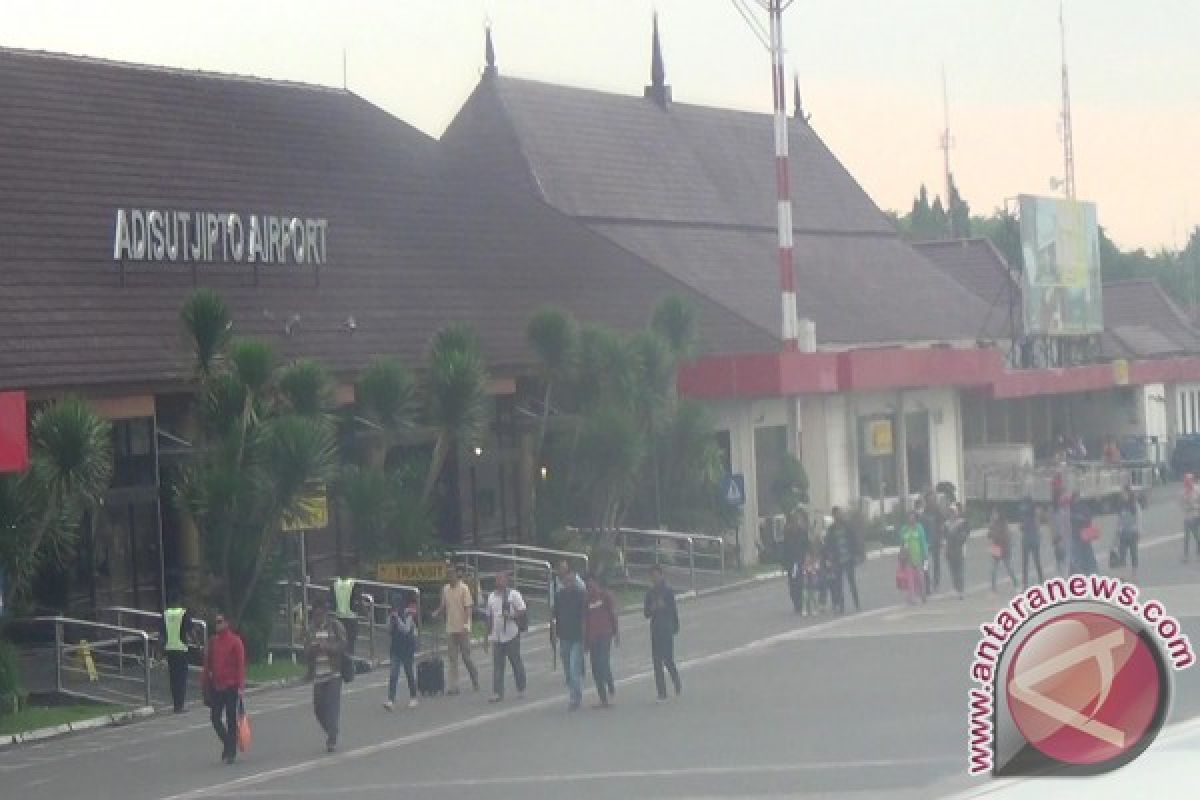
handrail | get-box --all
[275,579,423,664]
[26,616,152,707]
[490,544,589,575]
[100,606,207,676]
[452,550,555,616]
[572,526,727,594]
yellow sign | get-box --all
[377,561,447,584]
[866,419,894,456]
[1113,359,1130,386]
[77,639,99,682]
[282,484,328,532]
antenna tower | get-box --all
[1059,1,1076,199]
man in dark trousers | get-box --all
[828,507,862,612]
[160,594,194,713]
[919,493,945,594]
[306,597,347,753]
[551,561,586,711]
[644,564,681,702]
[783,511,810,614]
[201,611,245,764]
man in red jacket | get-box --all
[202,612,246,764]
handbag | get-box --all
[988,543,1003,558]
[1081,524,1101,544]
[236,697,252,753]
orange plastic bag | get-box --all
[237,698,252,753]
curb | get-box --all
[1,705,153,750]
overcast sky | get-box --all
[6,0,1197,249]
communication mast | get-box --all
[940,65,954,211]
[1059,1,1076,199]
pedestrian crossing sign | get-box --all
[721,474,746,507]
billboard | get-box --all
[1019,195,1103,336]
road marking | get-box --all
[225,757,962,796]
[157,601,915,800]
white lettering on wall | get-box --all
[112,209,328,266]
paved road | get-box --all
[2,496,1197,799]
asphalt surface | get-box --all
[2,495,1197,800]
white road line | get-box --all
[226,757,962,796]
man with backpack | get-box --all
[484,571,527,703]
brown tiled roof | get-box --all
[442,75,1001,347]
[1101,279,1200,359]
[0,48,774,392]
[913,238,1020,339]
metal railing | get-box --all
[21,616,153,708]
[489,544,589,578]
[100,606,207,675]
[614,527,726,594]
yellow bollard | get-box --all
[77,639,99,682]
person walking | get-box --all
[1069,493,1100,574]
[305,598,347,753]
[383,591,419,711]
[943,503,968,599]
[1183,474,1200,563]
[820,520,845,614]
[1018,496,1045,588]
[988,508,1018,593]
[644,564,682,702]
[1116,489,1141,581]
[828,507,862,612]
[897,511,927,605]
[783,510,810,614]
[920,493,945,594]
[201,611,245,765]
[433,566,479,695]
[584,573,619,708]
[552,561,586,711]
[330,576,359,657]
[160,594,194,713]
[484,571,527,703]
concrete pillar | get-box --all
[896,391,909,510]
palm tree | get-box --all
[421,325,489,504]
[230,414,338,623]
[180,289,232,378]
[15,397,112,595]
[525,307,577,463]
[354,357,417,469]
[573,404,645,533]
[278,359,333,419]
[651,295,698,364]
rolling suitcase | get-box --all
[417,630,445,697]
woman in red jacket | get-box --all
[202,612,246,764]
[583,573,619,709]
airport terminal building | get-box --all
[3,40,1200,609]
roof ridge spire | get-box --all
[483,23,497,78]
[793,72,810,123]
[644,11,672,108]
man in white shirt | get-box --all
[484,571,527,703]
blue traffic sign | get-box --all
[721,473,746,507]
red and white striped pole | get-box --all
[767,0,798,351]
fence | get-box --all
[489,544,589,578]
[566,527,726,594]
[11,616,153,708]
[100,606,207,674]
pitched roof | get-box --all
[0,48,773,391]
[913,238,1021,338]
[443,76,1003,347]
[1101,279,1200,359]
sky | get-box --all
[4,0,1198,250]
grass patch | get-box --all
[246,659,306,685]
[0,703,115,735]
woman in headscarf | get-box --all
[1069,492,1099,574]
[897,511,928,605]
[987,508,1018,593]
[1183,474,1200,563]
